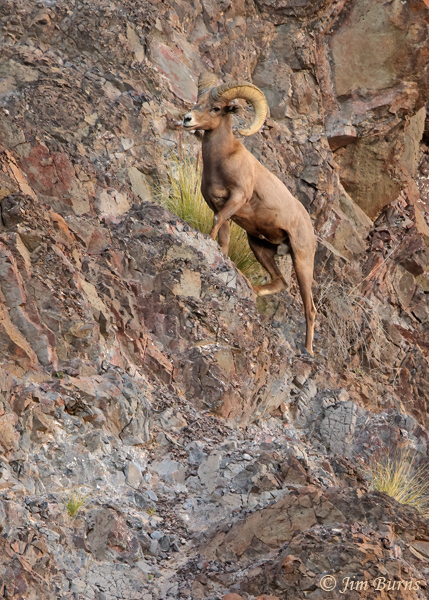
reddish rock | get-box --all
[0,1,428,599]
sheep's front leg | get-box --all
[217,221,230,255]
[210,190,246,241]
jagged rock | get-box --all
[320,401,359,457]
[0,0,428,598]
[126,462,143,490]
[86,507,140,560]
[203,486,346,561]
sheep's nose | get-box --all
[183,113,192,124]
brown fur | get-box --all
[184,92,317,355]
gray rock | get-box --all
[159,534,170,551]
[198,451,222,494]
[158,407,188,431]
[144,489,158,502]
[126,462,142,489]
[152,458,186,484]
[320,401,359,457]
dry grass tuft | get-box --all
[160,153,212,234]
[315,276,387,372]
[368,450,429,516]
[155,152,266,284]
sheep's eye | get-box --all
[211,107,221,113]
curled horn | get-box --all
[198,72,218,99]
[212,81,268,136]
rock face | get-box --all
[202,488,429,599]
[0,165,292,422]
[321,0,429,218]
[0,0,429,599]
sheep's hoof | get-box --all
[301,348,315,359]
[253,284,274,296]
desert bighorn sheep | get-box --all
[183,73,317,355]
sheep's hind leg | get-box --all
[291,251,316,356]
[247,234,287,296]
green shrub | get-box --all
[63,489,87,518]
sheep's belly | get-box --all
[231,214,288,246]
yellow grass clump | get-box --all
[156,153,266,284]
[368,450,429,516]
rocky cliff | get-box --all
[0,1,429,599]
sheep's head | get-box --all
[183,72,268,136]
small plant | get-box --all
[315,276,387,373]
[368,450,429,516]
[63,489,87,518]
[147,507,156,516]
[155,152,266,284]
